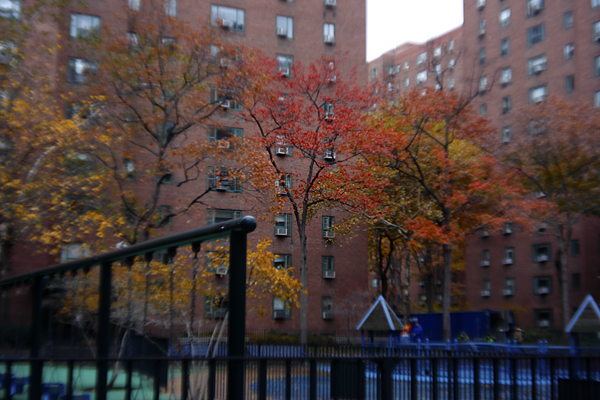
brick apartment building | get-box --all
[367,0,600,330]
[2,0,370,336]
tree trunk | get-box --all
[442,243,452,341]
[557,236,570,330]
[299,227,308,345]
[403,249,411,325]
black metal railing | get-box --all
[0,216,257,400]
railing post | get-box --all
[432,357,438,400]
[380,359,394,400]
[411,358,417,400]
[29,276,43,400]
[356,359,365,400]
[473,357,480,400]
[452,357,459,400]
[309,359,317,400]
[258,359,267,400]
[228,228,248,400]
[285,359,292,400]
[181,359,189,400]
[511,358,518,400]
[531,357,537,400]
[493,358,500,400]
[96,261,112,400]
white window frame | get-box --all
[323,23,335,44]
[499,9,510,28]
[70,14,101,39]
[404,60,409,70]
[502,126,512,143]
[416,52,426,66]
[404,77,409,88]
[61,243,90,262]
[433,46,442,58]
[528,54,547,75]
[276,15,294,39]
[500,67,512,85]
[128,0,140,11]
[564,43,574,60]
[448,40,454,52]
[164,0,176,16]
[529,85,548,104]
[416,70,427,84]
[211,5,245,31]
[479,76,488,92]
[448,58,455,69]
[595,91,600,107]
[434,64,441,76]
[0,0,20,18]
[67,58,97,84]
[501,38,510,56]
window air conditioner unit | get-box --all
[477,0,485,10]
[595,33,600,42]
[503,258,514,265]
[215,266,228,276]
[537,287,549,295]
[277,27,288,37]
[275,228,288,236]
[220,100,231,109]
[218,141,230,149]
[503,289,514,296]
[533,96,544,104]
[279,67,291,77]
[500,76,510,85]
[324,0,336,7]
[324,230,336,239]
[478,28,486,37]
[220,58,231,68]
[276,147,288,156]
[537,254,548,262]
[323,151,335,161]
[213,310,227,319]
[273,310,287,319]
[502,227,513,235]
[217,19,234,29]
[480,290,490,297]
[539,320,550,327]
[277,187,287,196]
[328,75,337,84]
[322,312,334,320]
[480,260,490,267]
[418,281,425,287]
[216,184,228,191]
[324,35,335,45]
[533,65,544,74]
[530,1,542,14]
[480,230,490,238]
[323,271,336,279]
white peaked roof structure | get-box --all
[356,295,405,331]
[565,294,600,333]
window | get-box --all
[502,126,512,143]
[500,67,512,85]
[527,0,544,16]
[434,64,442,76]
[207,167,241,193]
[418,294,427,307]
[595,0,600,8]
[477,0,485,9]
[275,173,292,196]
[433,46,442,58]
[566,75,575,92]
[322,256,334,273]
[499,9,510,27]
[502,96,512,114]
[479,19,486,36]
[416,52,426,66]
[482,279,490,296]
[504,278,515,296]
[571,239,580,257]
[528,54,547,75]
[448,77,455,90]
[595,56,600,76]
[404,77,409,88]
[481,249,490,266]
[596,91,600,107]
[209,88,241,110]
[273,297,291,319]
[564,12,573,29]
[529,85,547,104]
[502,222,514,234]
[61,243,90,262]
[164,0,176,15]
[277,54,293,76]
[128,0,140,11]
[534,277,552,297]
[370,68,377,80]
[276,15,293,39]
[479,48,486,65]
[211,5,245,31]
[527,24,545,46]
[534,309,552,327]
[572,273,581,291]
[479,76,487,92]
[480,104,487,115]
[67,58,97,84]
[404,60,409,70]
[156,205,173,228]
[594,21,600,41]
[322,296,333,319]
[323,23,335,44]
[70,14,100,39]
[387,65,394,76]
[503,247,514,264]
[500,38,510,56]
[532,243,551,262]
[387,82,393,92]
[206,209,241,225]
[322,216,334,239]
[529,118,546,134]
[564,43,575,60]
[204,295,227,318]
[123,158,135,180]
[448,58,455,69]
[208,126,242,148]
[416,70,427,84]
[274,214,292,237]
[0,0,20,18]
[127,32,139,49]
[274,254,291,270]
[448,40,454,52]
[396,64,401,74]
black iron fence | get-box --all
[1,353,600,400]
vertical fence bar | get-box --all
[228,228,249,400]
[549,357,555,400]
[473,357,480,400]
[357,359,365,400]
[493,358,500,400]
[432,358,438,400]
[153,360,161,400]
[96,262,113,400]
[5,360,12,400]
[29,276,43,400]
[285,359,291,400]
[331,359,338,400]
[511,358,518,400]
[380,360,393,400]
[452,357,459,400]
[411,358,417,400]
[309,359,317,400]
[531,358,537,400]
[181,359,189,400]
[208,359,216,400]
[258,359,267,400]
[66,360,74,400]
[125,359,133,400]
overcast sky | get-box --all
[367,0,464,62]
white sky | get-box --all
[367,0,464,62]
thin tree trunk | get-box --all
[442,243,452,341]
[557,236,571,331]
[403,249,411,325]
[300,226,308,345]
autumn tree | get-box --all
[499,96,600,329]
[242,58,373,344]
[363,89,522,340]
